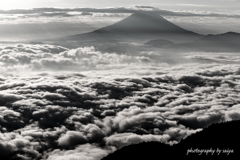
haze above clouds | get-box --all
[0,4,240,41]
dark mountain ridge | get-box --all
[102,120,240,160]
[170,31,240,52]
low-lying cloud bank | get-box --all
[1,7,240,20]
[0,44,240,160]
[0,44,165,72]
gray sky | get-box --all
[1,0,240,10]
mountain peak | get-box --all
[126,11,165,20]
[223,31,239,35]
[95,11,191,34]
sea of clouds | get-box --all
[0,43,240,160]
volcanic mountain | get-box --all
[52,11,202,45]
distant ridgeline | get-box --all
[102,120,240,160]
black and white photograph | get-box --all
[0,0,240,159]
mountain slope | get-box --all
[55,11,202,44]
[145,39,174,47]
[102,120,240,160]
[177,32,240,52]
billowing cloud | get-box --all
[105,133,172,148]
[0,44,164,71]
[58,131,87,148]
[47,144,115,160]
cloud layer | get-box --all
[0,43,240,160]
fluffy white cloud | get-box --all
[105,133,172,148]
[47,144,115,160]
[58,131,87,148]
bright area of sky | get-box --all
[0,0,239,10]
[0,0,239,41]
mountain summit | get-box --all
[56,11,202,44]
[94,11,193,34]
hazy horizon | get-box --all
[0,5,240,41]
